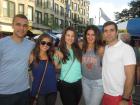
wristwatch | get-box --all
[122,97,130,102]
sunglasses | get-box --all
[40,41,52,46]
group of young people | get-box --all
[0,14,136,105]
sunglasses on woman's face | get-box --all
[40,41,52,46]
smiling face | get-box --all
[65,30,75,49]
[86,29,96,45]
[40,37,52,52]
[12,17,28,39]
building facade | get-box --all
[0,0,90,35]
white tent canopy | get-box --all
[117,21,128,30]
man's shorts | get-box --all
[102,93,132,105]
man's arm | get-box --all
[119,64,136,105]
[123,64,135,99]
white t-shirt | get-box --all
[102,40,136,96]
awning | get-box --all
[0,24,13,32]
[127,18,140,37]
[30,29,43,35]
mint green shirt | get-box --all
[60,49,82,83]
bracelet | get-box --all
[122,97,130,102]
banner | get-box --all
[100,8,111,21]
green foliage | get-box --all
[115,0,140,22]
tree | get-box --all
[115,0,140,22]
[129,1,140,17]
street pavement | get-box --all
[55,92,85,105]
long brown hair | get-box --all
[83,25,102,54]
[59,26,82,63]
[33,34,54,64]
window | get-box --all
[65,20,68,26]
[74,3,77,11]
[28,6,33,21]
[78,4,80,12]
[47,0,54,10]
[60,6,64,16]
[3,1,15,17]
[44,13,48,25]
[83,9,85,15]
[18,4,24,14]
[72,13,74,19]
[87,6,89,11]
[60,0,64,3]
[48,14,54,27]
[80,9,83,15]
[55,18,58,25]
[50,0,54,10]
[71,2,74,10]
[87,13,89,18]
[50,14,54,25]
[66,3,70,16]
[59,19,64,28]
[81,0,84,6]
[9,1,15,17]
[54,3,59,14]
[84,1,86,6]
[44,0,48,9]
[35,11,42,24]
[35,0,42,7]
[3,0,8,17]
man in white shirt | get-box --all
[102,21,136,105]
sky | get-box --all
[89,0,132,25]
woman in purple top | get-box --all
[29,34,58,105]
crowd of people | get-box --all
[0,14,137,105]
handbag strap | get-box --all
[35,61,48,99]
[62,59,74,81]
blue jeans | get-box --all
[82,77,103,105]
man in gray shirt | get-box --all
[0,14,34,105]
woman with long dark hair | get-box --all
[29,34,57,105]
[55,26,82,105]
[82,25,105,105]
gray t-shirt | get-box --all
[0,36,34,94]
[82,50,102,80]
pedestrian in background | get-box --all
[54,26,82,105]
[78,38,84,50]
[102,21,136,105]
[29,34,58,105]
[82,25,104,105]
[133,40,140,85]
[0,14,34,105]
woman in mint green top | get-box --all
[56,26,82,105]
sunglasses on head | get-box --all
[40,41,52,46]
